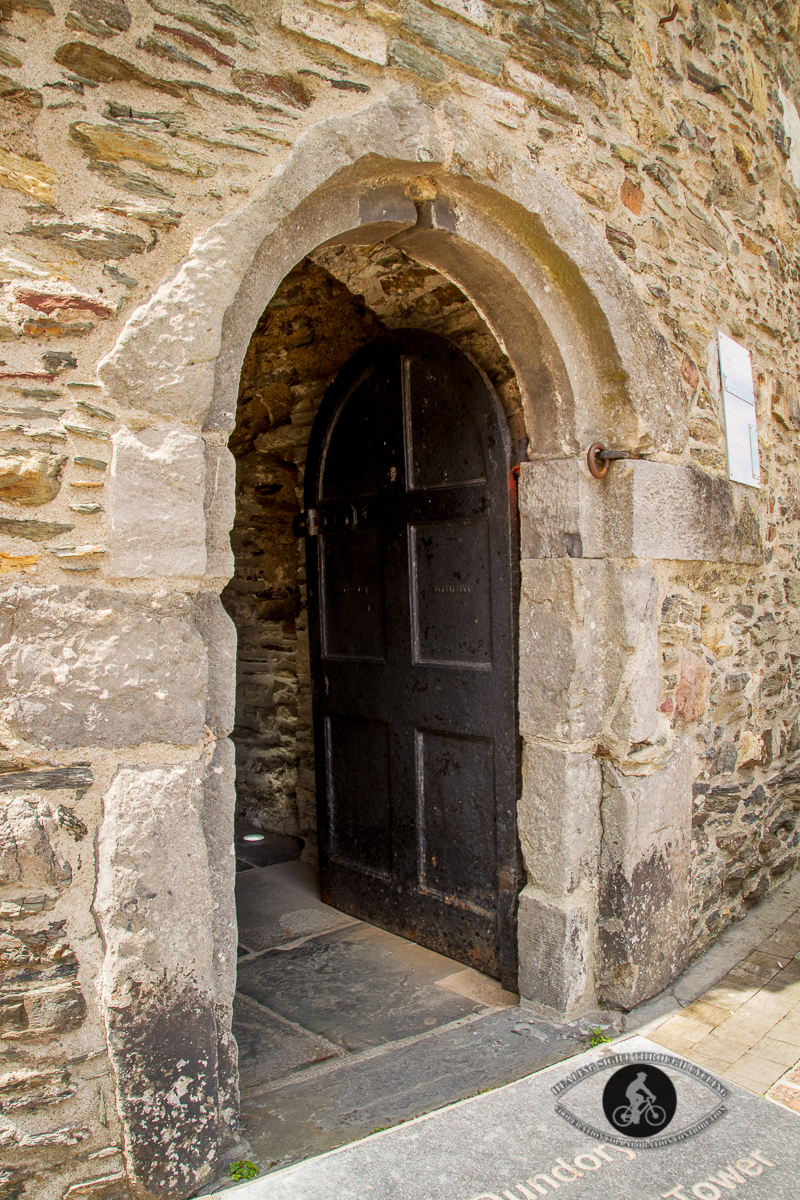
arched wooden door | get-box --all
[301,329,521,986]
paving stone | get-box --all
[764,959,800,993]
[771,1011,800,1042]
[236,861,358,954]
[654,1012,717,1046]
[233,995,341,1091]
[649,1028,698,1057]
[768,1081,800,1112]
[707,1009,776,1044]
[231,1035,800,1199]
[687,1049,740,1074]
[688,1030,745,1063]
[724,1055,787,1093]
[701,978,759,1010]
[681,999,736,1024]
[236,921,485,1050]
[240,1009,585,1173]
[751,1036,800,1067]
[746,989,797,1019]
[764,928,800,958]
[783,1061,800,1085]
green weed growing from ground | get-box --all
[229,1161,258,1182]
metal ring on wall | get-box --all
[587,442,609,479]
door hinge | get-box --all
[293,508,321,538]
[293,504,359,538]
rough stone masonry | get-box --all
[0,0,800,1197]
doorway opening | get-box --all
[221,242,541,1170]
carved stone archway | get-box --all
[93,87,721,1198]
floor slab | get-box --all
[236,921,486,1051]
[233,995,343,1090]
[235,860,358,954]
[239,1008,586,1172]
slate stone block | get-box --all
[389,38,446,82]
[240,1008,585,1171]
[403,2,507,78]
[0,448,66,507]
[236,921,481,1049]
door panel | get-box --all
[403,355,487,489]
[416,730,497,909]
[321,530,385,661]
[326,714,393,877]
[321,374,384,499]
[304,329,521,985]
[410,520,492,666]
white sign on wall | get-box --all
[718,331,761,489]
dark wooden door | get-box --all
[303,330,521,986]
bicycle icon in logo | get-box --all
[602,1063,677,1138]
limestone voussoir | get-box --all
[97,89,444,427]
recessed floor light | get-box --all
[243,833,265,842]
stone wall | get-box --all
[0,0,800,1194]
[0,764,128,1200]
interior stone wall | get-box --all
[221,258,382,849]
[224,243,525,855]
